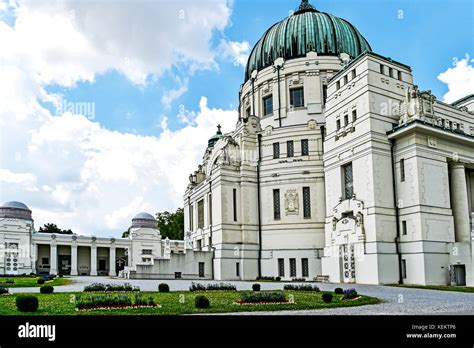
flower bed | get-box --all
[283,284,320,292]
[235,291,291,305]
[189,282,237,292]
[75,293,158,311]
[83,283,140,292]
[342,288,360,300]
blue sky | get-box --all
[41,0,473,136]
[0,0,472,235]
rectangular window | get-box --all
[380,64,384,74]
[287,140,294,157]
[197,199,204,229]
[351,69,356,80]
[198,262,205,278]
[342,163,354,200]
[301,139,309,156]
[290,87,304,107]
[352,109,357,122]
[336,81,340,90]
[336,119,341,131]
[236,262,240,277]
[233,188,237,222]
[302,258,309,277]
[246,107,251,118]
[290,258,297,277]
[398,71,402,81]
[189,203,193,231]
[344,114,349,126]
[273,142,280,159]
[401,259,407,279]
[343,75,348,85]
[402,221,407,236]
[42,257,49,265]
[142,249,152,255]
[400,159,405,182]
[303,187,311,218]
[208,194,213,226]
[278,259,285,277]
[322,84,328,106]
[273,189,281,220]
[174,272,182,279]
[389,67,393,78]
[263,95,273,115]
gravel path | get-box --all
[8,276,474,315]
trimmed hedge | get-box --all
[252,283,261,292]
[83,283,140,292]
[40,285,54,294]
[37,278,45,285]
[239,291,287,304]
[335,287,344,295]
[75,293,157,310]
[283,284,320,292]
[322,293,333,303]
[16,295,39,312]
[189,283,236,292]
[195,295,210,309]
[158,283,170,293]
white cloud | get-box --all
[0,0,241,236]
[437,54,474,103]
[1,0,232,86]
[218,39,250,67]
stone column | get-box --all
[31,243,37,274]
[109,246,116,276]
[50,243,58,275]
[90,244,97,276]
[450,163,470,242]
[70,242,78,276]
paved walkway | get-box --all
[8,276,474,315]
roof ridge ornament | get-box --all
[295,0,318,14]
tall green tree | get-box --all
[156,208,184,240]
[38,223,73,235]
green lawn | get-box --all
[0,291,380,315]
[388,284,474,293]
[0,276,73,288]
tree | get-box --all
[122,229,130,238]
[38,223,73,235]
[156,208,184,240]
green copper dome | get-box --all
[245,0,372,81]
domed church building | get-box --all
[184,0,474,285]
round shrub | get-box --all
[37,278,45,285]
[0,286,9,295]
[158,283,170,293]
[16,295,39,312]
[58,274,64,278]
[252,283,261,291]
[322,293,333,303]
[195,295,210,309]
[48,275,56,281]
[275,276,281,282]
[40,285,54,294]
[335,287,344,295]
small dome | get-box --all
[0,201,32,220]
[2,201,30,210]
[133,212,155,220]
[131,212,158,229]
[208,124,223,148]
[245,0,372,82]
